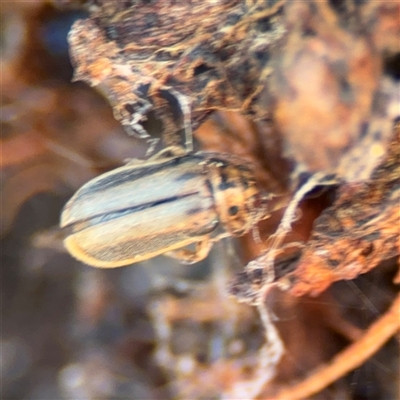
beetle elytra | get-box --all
[60,152,271,268]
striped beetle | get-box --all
[60,151,271,268]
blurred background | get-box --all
[1,2,398,399]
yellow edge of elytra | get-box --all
[63,236,197,268]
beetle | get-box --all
[60,151,271,268]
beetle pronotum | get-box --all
[60,152,271,268]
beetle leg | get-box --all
[124,146,186,166]
[124,157,146,166]
[165,238,213,264]
[149,146,187,159]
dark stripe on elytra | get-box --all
[67,191,198,232]
[185,206,204,215]
[82,156,199,194]
[175,171,201,182]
